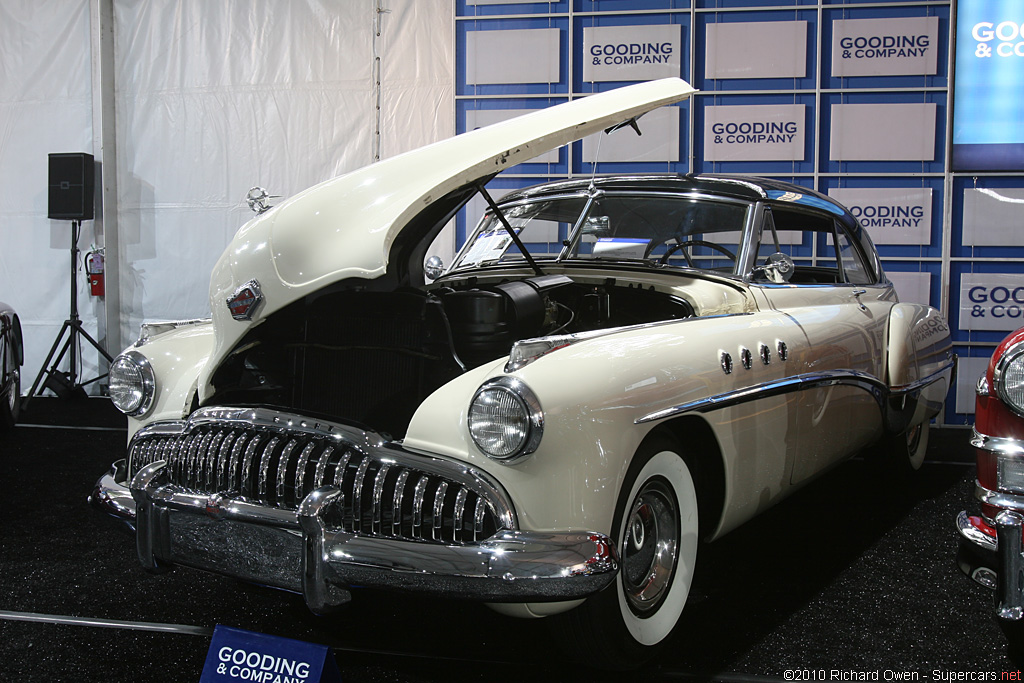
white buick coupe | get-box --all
[92,78,954,666]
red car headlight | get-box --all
[994,340,1024,417]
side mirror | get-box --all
[424,255,445,280]
[755,252,795,283]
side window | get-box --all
[753,207,842,284]
[829,223,875,285]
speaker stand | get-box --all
[25,220,113,406]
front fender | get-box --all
[404,312,800,537]
[123,324,215,440]
[403,351,655,536]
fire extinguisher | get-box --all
[85,248,105,297]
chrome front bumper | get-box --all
[92,459,618,612]
[957,428,1024,623]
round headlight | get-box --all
[995,342,1024,416]
[109,350,156,416]
[468,377,543,463]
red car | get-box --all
[958,326,1024,622]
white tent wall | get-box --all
[0,0,454,397]
[379,0,456,267]
[113,0,455,352]
[0,0,100,398]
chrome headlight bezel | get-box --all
[994,341,1024,417]
[108,350,156,417]
[468,376,543,464]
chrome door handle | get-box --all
[852,289,868,312]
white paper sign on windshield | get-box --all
[594,238,650,259]
[462,229,514,266]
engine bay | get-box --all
[207,274,695,437]
[433,274,694,367]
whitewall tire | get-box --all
[555,435,699,667]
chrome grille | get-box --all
[128,414,509,545]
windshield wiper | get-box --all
[474,181,544,277]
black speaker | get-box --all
[48,152,95,220]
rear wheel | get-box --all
[555,436,698,668]
[871,420,929,474]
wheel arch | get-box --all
[642,415,725,542]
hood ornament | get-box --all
[226,280,263,321]
[246,187,279,214]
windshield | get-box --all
[450,192,751,275]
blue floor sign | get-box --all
[200,625,342,683]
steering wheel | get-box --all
[659,240,737,266]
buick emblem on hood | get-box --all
[226,279,263,321]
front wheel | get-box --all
[555,436,698,667]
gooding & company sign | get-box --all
[832,16,939,77]
[583,24,682,82]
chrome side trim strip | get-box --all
[636,370,883,424]
[635,359,955,425]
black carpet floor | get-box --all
[0,398,1017,682]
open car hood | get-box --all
[210,78,694,316]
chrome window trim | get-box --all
[447,189,754,277]
[742,201,885,287]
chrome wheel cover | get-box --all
[621,477,678,615]
[907,422,922,452]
